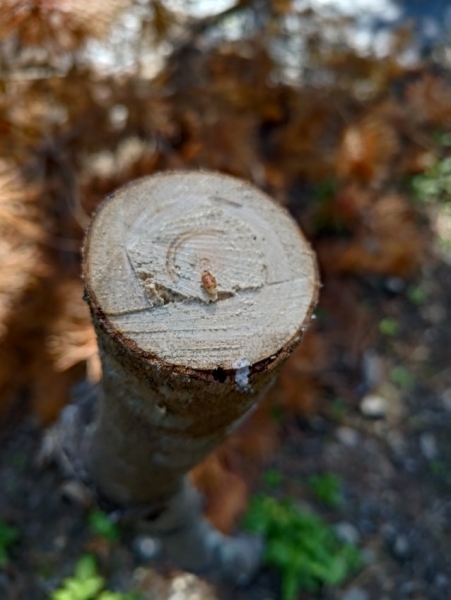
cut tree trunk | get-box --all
[60,171,318,581]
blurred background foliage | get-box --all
[1,1,451,596]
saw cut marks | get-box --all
[126,200,267,305]
[85,172,317,370]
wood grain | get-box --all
[85,171,317,371]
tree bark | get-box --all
[61,171,318,581]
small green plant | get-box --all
[88,510,119,542]
[407,284,428,306]
[431,131,451,148]
[330,398,347,422]
[378,317,399,337]
[311,180,350,235]
[389,365,415,390]
[243,495,362,600]
[0,521,18,568]
[313,179,337,204]
[263,469,283,488]
[412,156,451,204]
[411,155,451,254]
[308,472,343,508]
[51,554,140,600]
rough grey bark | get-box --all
[59,171,319,582]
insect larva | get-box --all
[201,270,218,301]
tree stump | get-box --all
[64,171,318,580]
